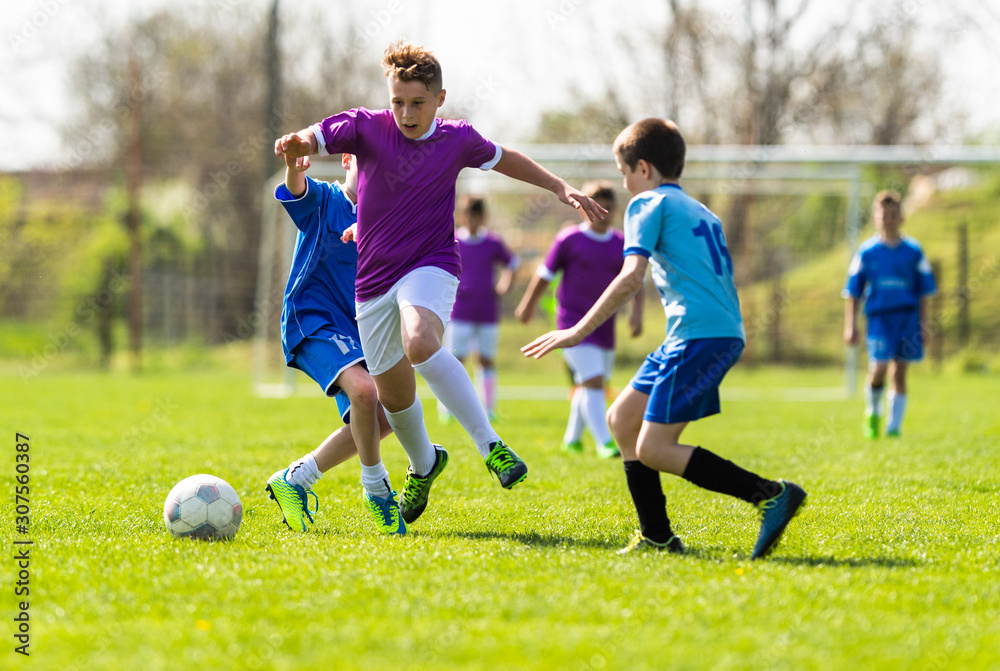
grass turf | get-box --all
[3,365,999,670]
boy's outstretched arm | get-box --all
[523,255,647,359]
[283,153,311,197]
[494,146,607,223]
[275,129,319,160]
[515,274,551,324]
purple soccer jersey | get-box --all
[542,223,626,349]
[311,108,501,302]
[451,229,516,324]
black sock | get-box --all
[623,460,674,543]
[681,446,781,506]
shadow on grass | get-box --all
[768,554,923,569]
[439,529,621,550]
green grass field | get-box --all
[4,361,999,670]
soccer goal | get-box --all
[252,144,1000,399]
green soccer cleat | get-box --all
[265,468,318,532]
[400,445,449,524]
[596,440,621,459]
[363,488,407,535]
[562,440,584,454]
[616,531,685,555]
[751,480,807,560]
[864,414,880,439]
[484,439,528,489]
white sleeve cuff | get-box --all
[309,123,330,157]
[479,142,502,171]
[536,264,556,282]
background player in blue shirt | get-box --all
[524,118,806,559]
[264,152,405,535]
[843,190,937,438]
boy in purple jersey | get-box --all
[440,196,519,422]
[275,41,607,525]
[516,182,643,458]
[264,152,405,535]
[844,190,936,438]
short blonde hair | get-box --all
[381,40,443,92]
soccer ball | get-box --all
[163,474,243,540]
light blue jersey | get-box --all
[842,234,936,315]
[623,184,745,347]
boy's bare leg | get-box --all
[311,405,392,472]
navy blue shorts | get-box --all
[289,325,366,422]
[866,310,923,363]
[630,338,744,425]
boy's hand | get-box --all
[514,303,532,324]
[558,184,608,223]
[521,328,583,359]
[341,223,358,243]
[843,325,858,345]
[285,154,311,172]
[275,132,315,159]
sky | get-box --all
[1,0,999,172]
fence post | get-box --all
[956,222,969,347]
[929,260,943,371]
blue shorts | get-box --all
[289,325,366,422]
[866,310,923,363]
[630,338,744,425]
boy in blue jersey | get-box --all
[524,118,806,559]
[264,151,406,535]
[843,190,936,438]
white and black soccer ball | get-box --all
[163,474,243,540]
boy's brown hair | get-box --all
[381,40,443,92]
[873,189,902,210]
[582,180,616,204]
[462,195,486,218]
[613,118,685,180]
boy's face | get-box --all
[873,202,902,237]
[615,153,654,196]
[388,77,445,140]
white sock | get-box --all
[414,348,499,458]
[360,461,391,498]
[865,385,884,416]
[481,367,498,414]
[286,453,321,489]
[581,387,613,446]
[563,387,585,444]
[886,392,907,432]
[385,397,437,476]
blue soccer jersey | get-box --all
[842,235,936,315]
[623,184,745,347]
[275,176,360,363]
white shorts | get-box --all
[445,320,500,360]
[355,266,459,376]
[562,344,615,384]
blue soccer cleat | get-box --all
[751,480,807,559]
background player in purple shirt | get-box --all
[516,182,643,459]
[441,196,519,422]
[844,190,936,438]
[275,41,607,525]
